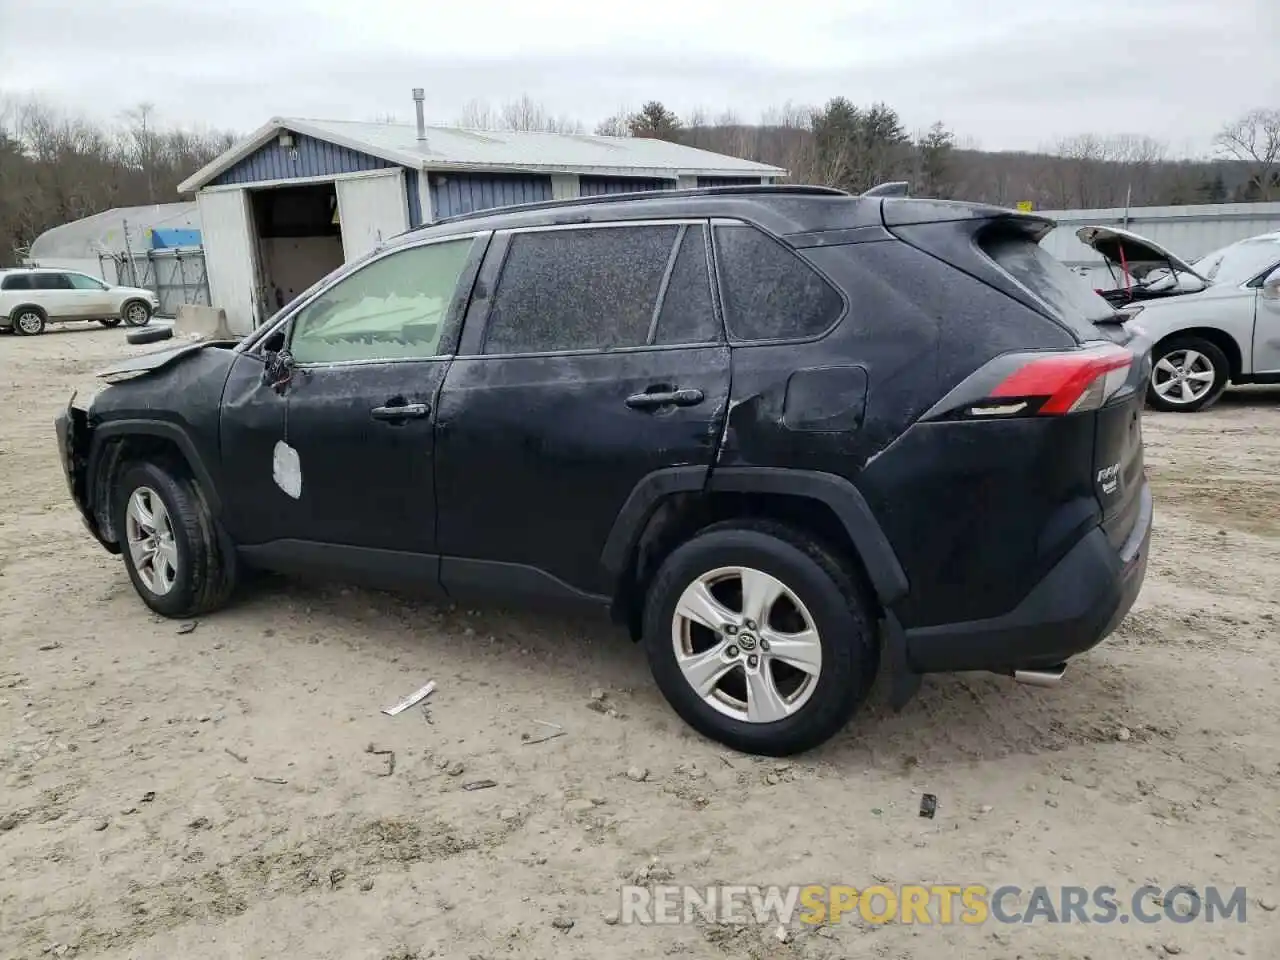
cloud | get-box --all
[1,0,1275,153]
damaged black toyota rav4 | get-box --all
[55,186,1153,756]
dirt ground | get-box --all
[2,326,1278,960]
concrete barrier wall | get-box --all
[175,304,234,339]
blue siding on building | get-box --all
[405,170,423,227]
[697,176,764,188]
[211,131,394,186]
[579,176,673,197]
[430,172,553,219]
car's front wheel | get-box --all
[642,520,878,757]
[123,300,153,327]
[113,460,238,618]
[1147,336,1229,412]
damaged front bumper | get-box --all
[54,395,115,551]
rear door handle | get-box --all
[625,388,705,410]
[371,402,430,421]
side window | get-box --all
[2,274,31,291]
[288,238,475,365]
[713,224,843,341]
[654,225,719,345]
[66,273,107,291]
[482,225,679,354]
[32,273,73,290]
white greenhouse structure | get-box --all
[25,203,208,316]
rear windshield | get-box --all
[981,233,1116,332]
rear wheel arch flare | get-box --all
[607,467,908,638]
[1152,327,1242,380]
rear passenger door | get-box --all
[32,273,78,318]
[434,220,730,602]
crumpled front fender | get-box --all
[54,394,118,552]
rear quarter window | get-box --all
[713,223,844,342]
[982,232,1115,334]
[2,274,32,291]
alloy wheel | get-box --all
[1152,349,1216,405]
[126,303,149,325]
[16,311,43,334]
[125,486,179,595]
[671,565,823,723]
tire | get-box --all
[1147,336,1229,412]
[12,307,46,335]
[642,519,878,757]
[127,325,173,345]
[99,317,123,328]
[112,459,238,618]
[123,300,153,327]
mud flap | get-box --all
[881,610,921,711]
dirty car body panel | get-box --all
[55,185,1153,711]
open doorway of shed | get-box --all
[250,183,344,314]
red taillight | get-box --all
[989,344,1133,415]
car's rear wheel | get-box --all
[99,317,122,328]
[113,460,238,618]
[642,519,878,757]
[123,300,153,327]
[13,308,46,335]
[1147,336,1229,412]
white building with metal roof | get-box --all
[178,91,786,333]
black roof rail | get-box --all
[861,180,910,198]
[423,183,853,229]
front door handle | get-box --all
[625,387,705,410]
[371,402,430,421]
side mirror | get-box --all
[259,328,294,392]
[262,349,296,393]
[1263,266,1280,300]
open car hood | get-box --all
[1075,225,1207,282]
[95,339,240,383]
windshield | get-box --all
[1192,239,1280,286]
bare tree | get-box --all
[0,96,234,266]
[122,102,158,203]
[1215,108,1280,200]
[457,96,582,134]
[594,112,630,137]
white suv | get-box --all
[0,268,160,335]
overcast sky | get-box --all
[2,0,1277,154]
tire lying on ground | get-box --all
[127,325,173,345]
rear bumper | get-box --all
[904,481,1152,673]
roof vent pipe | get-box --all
[412,88,426,143]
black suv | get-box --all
[55,186,1153,756]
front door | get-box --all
[1253,270,1280,374]
[65,272,117,317]
[223,232,485,591]
[435,221,730,602]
